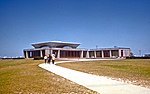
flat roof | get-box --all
[90,47,130,51]
[32,41,80,48]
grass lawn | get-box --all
[0,59,97,94]
[58,59,150,88]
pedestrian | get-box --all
[44,55,48,64]
[48,54,52,64]
[51,53,55,64]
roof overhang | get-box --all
[31,41,80,49]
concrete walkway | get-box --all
[39,61,150,94]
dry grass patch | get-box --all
[58,59,150,88]
[0,59,98,94]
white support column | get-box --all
[94,51,97,58]
[40,50,43,57]
[119,49,122,57]
[80,51,83,58]
[109,50,112,58]
[86,51,89,58]
[26,51,29,58]
[102,50,104,58]
[57,50,60,58]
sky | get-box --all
[0,0,150,57]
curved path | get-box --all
[39,60,150,94]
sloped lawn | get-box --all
[58,59,150,88]
[0,59,98,94]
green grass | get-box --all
[58,59,150,88]
[0,59,98,94]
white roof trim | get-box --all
[31,41,80,49]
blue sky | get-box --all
[0,0,150,57]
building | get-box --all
[144,53,150,57]
[23,41,131,59]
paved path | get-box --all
[39,61,150,94]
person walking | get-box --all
[48,54,52,64]
[44,55,48,64]
[51,53,55,64]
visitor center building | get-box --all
[23,41,131,59]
